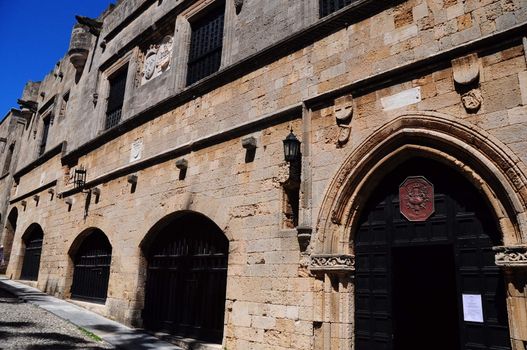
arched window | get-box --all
[70,229,112,303]
[20,224,44,281]
[143,212,229,343]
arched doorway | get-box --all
[1,207,17,270]
[20,224,44,281]
[70,229,112,303]
[354,158,510,350]
[142,212,229,343]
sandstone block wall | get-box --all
[1,0,526,349]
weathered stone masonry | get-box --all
[1,0,527,349]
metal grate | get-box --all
[38,116,51,157]
[105,109,122,130]
[71,230,112,304]
[20,227,43,281]
[143,215,228,343]
[319,0,354,18]
[105,66,128,129]
[186,6,225,86]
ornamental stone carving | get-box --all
[494,245,527,267]
[333,94,353,147]
[141,35,174,85]
[451,53,482,113]
[310,254,355,274]
[461,89,483,112]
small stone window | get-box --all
[186,2,225,86]
[38,115,51,157]
[59,91,69,118]
[319,0,354,18]
[105,65,128,130]
[2,144,14,176]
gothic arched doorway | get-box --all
[354,158,510,350]
[142,212,229,343]
[20,223,44,281]
[70,229,112,303]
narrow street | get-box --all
[0,287,113,349]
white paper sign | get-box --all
[462,294,484,323]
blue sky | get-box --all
[0,1,112,116]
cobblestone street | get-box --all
[0,287,113,349]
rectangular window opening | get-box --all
[105,65,128,130]
[319,0,354,18]
[186,3,225,86]
[38,116,51,157]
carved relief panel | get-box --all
[140,35,174,85]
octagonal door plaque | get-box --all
[399,176,434,221]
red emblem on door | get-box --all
[399,176,434,221]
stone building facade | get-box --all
[1,0,527,349]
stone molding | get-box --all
[310,254,355,274]
[494,245,527,267]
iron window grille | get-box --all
[105,65,128,130]
[186,4,225,86]
[319,0,354,18]
[38,116,51,157]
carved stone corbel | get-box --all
[494,245,527,267]
[333,94,353,147]
[310,254,355,275]
[452,53,482,113]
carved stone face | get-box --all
[461,89,483,112]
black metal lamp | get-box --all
[74,167,87,190]
[283,129,301,163]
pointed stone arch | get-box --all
[309,111,527,349]
[314,111,527,258]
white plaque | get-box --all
[381,87,421,111]
[462,294,484,323]
[130,139,144,163]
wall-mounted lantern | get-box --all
[74,167,87,190]
[282,129,301,229]
[283,129,301,163]
[283,129,301,185]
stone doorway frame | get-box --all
[309,112,527,350]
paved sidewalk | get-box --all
[0,277,182,350]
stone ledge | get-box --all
[494,245,527,267]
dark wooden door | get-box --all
[70,230,112,303]
[143,214,228,343]
[20,226,43,281]
[354,158,511,350]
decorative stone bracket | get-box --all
[296,226,312,252]
[310,254,355,275]
[494,245,527,267]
